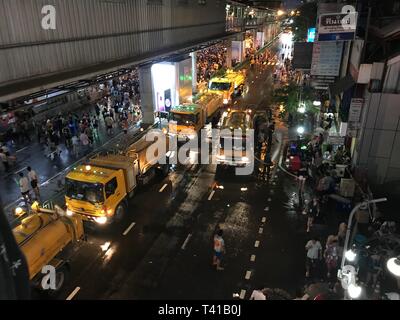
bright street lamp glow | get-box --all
[289,19,294,24]
[313,101,321,106]
[297,126,305,134]
[347,284,362,299]
[277,10,285,16]
[345,249,357,262]
[297,106,306,113]
[387,257,400,277]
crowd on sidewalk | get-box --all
[0,71,143,172]
[196,43,227,83]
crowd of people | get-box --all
[0,71,143,171]
[196,43,227,83]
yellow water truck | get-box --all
[65,129,170,225]
[13,203,84,293]
[208,70,246,105]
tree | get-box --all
[292,2,318,42]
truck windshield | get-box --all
[209,82,231,91]
[65,178,104,204]
[171,113,197,126]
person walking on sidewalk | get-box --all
[0,149,10,172]
[71,135,80,157]
[213,229,225,271]
[305,237,322,278]
[306,197,319,233]
[27,166,40,201]
[18,172,31,205]
[105,114,114,136]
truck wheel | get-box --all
[113,203,126,223]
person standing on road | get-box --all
[305,237,322,278]
[0,149,10,172]
[213,229,225,271]
[27,166,40,201]
[324,236,339,279]
[18,172,31,205]
[105,114,114,136]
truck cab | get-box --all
[169,104,204,141]
[216,109,253,167]
[65,164,128,225]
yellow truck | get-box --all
[13,203,84,294]
[208,70,246,105]
[169,92,222,140]
[65,130,170,225]
[216,109,253,167]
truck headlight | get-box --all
[66,209,74,217]
[94,217,108,225]
[223,99,229,105]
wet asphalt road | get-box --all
[27,39,325,300]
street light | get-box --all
[338,198,387,298]
[277,10,285,16]
[297,126,305,134]
[345,248,357,262]
[313,101,321,107]
[387,257,400,277]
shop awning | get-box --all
[328,74,355,96]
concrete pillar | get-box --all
[190,52,198,94]
[138,65,155,125]
[225,41,232,69]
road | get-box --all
[29,49,314,300]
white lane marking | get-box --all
[262,217,266,223]
[245,271,252,280]
[13,166,27,175]
[267,198,272,202]
[66,287,81,300]
[240,289,246,299]
[159,184,168,193]
[208,190,215,201]
[16,146,29,153]
[250,254,256,262]
[259,228,264,234]
[122,222,136,236]
[255,240,260,248]
[264,207,269,211]
[181,233,192,250]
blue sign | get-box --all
[307,28,316,42]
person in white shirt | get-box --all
[18,172,31,204]
[27,166,40,200]
[250,286,267,300]
[72,135,80,157]
[305,237,322,278]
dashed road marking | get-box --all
[240,290,246,299]
[245,271,252,280]
[159,184,168,192]
[267,198,272,202]
[262,217,266,223]
[208,190,215,201]
[66,287,81,300]
[250,254,256,262]
[255,240,260,248]
[181,233,192,250]
[13,166,27,175]
[122,222,136,236]
[16,147,29,153]
[259,227,264,234]
[264,207,269,211]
